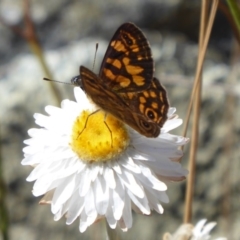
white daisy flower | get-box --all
[163,219,227,240]
[192,219,227,240]
[22,87,188,232]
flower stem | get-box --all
[0,127,9,240]
[184,0,219,223]
[28,39,62,104]
[181,0,219,141]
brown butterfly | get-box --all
[72,22,169,137]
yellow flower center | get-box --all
[70,110,130,162]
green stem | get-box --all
[0,127,9,240]
[226,0,240,31]
[28,40,62,105]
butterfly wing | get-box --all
[119,77,169,129]
[99,22,154,93]
[80,66,161,137]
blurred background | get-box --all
[0,0,239,239]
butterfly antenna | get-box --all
[92,43,99,71]
[43,77,73,85]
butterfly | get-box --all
[72,22,169,137]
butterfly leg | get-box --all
[103,113,113,148]
[77,109,101,138]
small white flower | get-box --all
[163,219,227,240]
[192,219,227,240]
[22,87,188,232]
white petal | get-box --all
[104,167,116,189]
[126,147,149,161]
[112,161,122,174]
[74,87,86,103]
[27,128,43,137]
[120,154,141,173]
[98,163,104,175]
[144,189,164,214]
[127,189,150,215]
[23,145,42,155]
[74,87,94,110]
[66,192,85,225]
[112,176,124,220]
[105,196,117,229]
[138,163,167,191]
[144,160,188,179]
[94,176,109,215]
[160,133,189,145]
[60,99,82,119]
[122,190,132,229]
[117,169,144,198]
[84,187,97,225]
[75,161,86,174]
[51,174,76,214]
[193,219,207,235]
[202,222,217,235]
[145,186,169,204]
[89,164,100,182]
[78,168,91,197]
[32,174,63,196]
[79,209,88,233]
[27,160,62,181]
[167,107,176,117]
[162,118,183,132]
[45,105,62,116]
[54,197,71,221]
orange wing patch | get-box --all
[103,69,116,81]
[139,96,146,104]
[151,102,158,109]
[111,40,128,53]
[116,75,131,87]
[106,58,122,69]
[125,65,144,75]
[150,91,157,98]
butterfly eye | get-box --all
[123,34,133,45]
[71,75,81,85]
